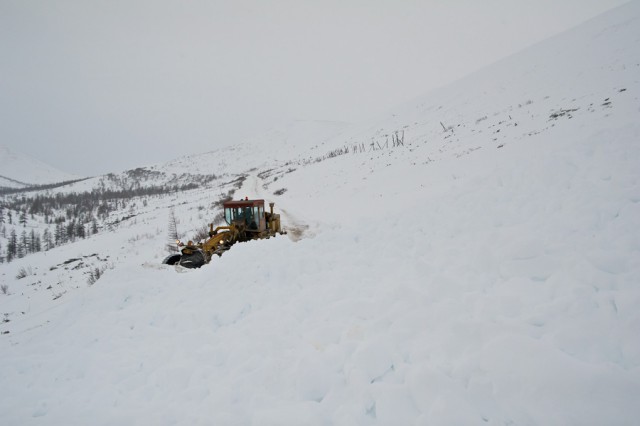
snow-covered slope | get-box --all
[158,119,351,176]
[1,2,640,425]
[0,145,80,188]
[40,119,350,194]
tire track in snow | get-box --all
[238,173,310,241]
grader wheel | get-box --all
[162,254,181,265]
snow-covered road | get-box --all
[238,172,311,241]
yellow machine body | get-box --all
[164,199,284,268]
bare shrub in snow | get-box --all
[16,266,33,279]
[1,284,8,295]
[192,225,210,243]
[211,211,225,226]
[87,267,106,286]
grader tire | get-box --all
[162,254,182,265]
[178,250,206,269]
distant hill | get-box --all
[0,145,81,188]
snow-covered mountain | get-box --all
[0,145,81,188]
[161,119,352,175]
[41,119,350,194]
[1,2,639,425]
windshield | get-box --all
[225,206,258,225]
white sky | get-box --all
[0,0,629,176]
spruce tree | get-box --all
[76,222,86,239]
[55,222,64,245]
[7,229,17,262]
[18,230,27,258]
[29,229,36,253]
[43,228,52,251]
[35,233,42,252]
[166,208,179,252]
[66,220,76,242]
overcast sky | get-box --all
[0,0,629,176]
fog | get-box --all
[0,0,628,176]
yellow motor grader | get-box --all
[163,198,284,268]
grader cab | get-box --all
[163,198,284,269]
[223,199,282,239]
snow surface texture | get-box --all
[1,2,640,425]
[0,145,80,188]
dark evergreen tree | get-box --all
[76,222,86,239]
[7,229,17,262]
[67,220,76,242]
[20,210,27,227]
[43,228,53,251]
[55,222,65,245]
[18,230,27,258]
[34,232,42,252]
[29,229,41,253]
